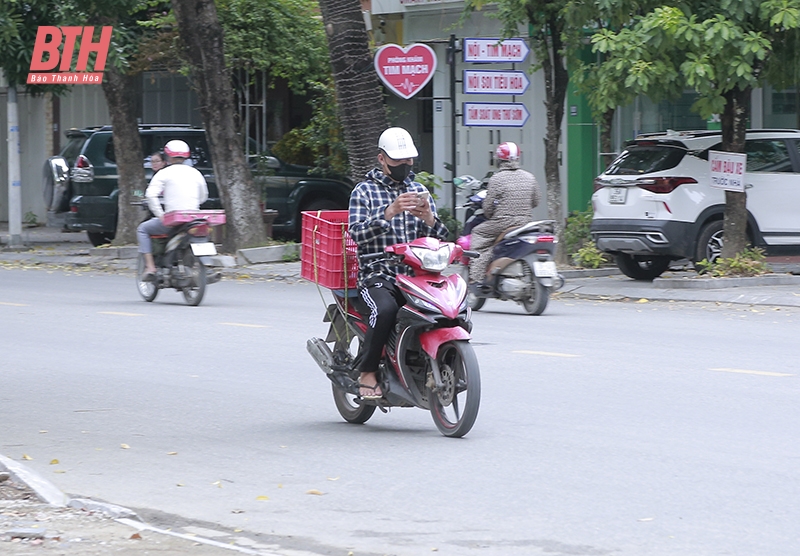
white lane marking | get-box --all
[711,367,793,377]
[98,311,145,317]
[0,301,28,306]
[512,350,581,358]
[219,322,270,328]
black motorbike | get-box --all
[135,211,223,306]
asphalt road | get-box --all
[2,267,799,555]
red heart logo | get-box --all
[374,43,437,100]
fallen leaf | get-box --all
[255,495,269,501]
[636,298,649,303]
[167,452,178,456]
[234,528,243,532]
[120,444,130,450]
[306,489,325,496]
[22,454,32,460]
[176,483,184,487]
[39,430,48,434]
[53,470,66,474]
[50,459,59,465]
[130,533,142,539]
[327,477,340,481]
[212,481,222,488]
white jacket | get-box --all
[145,163,209,219]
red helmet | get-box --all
[495,142,521,162]
[164,140,191,158]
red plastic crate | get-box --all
[301,210,358,290]
[163,209,226,227]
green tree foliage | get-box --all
[0,0,68,90]
[216,0,329,91]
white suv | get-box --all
[591,129,800,279]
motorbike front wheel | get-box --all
[181,251,207,306]
[428,340,481,438]
[136,254,158,302]
[331,328,376,424]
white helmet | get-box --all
[378,127,418,159]
[164,139,191,158]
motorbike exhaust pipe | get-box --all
[306,338,334,374]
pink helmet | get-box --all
[164,139,191,158]
[495,142,521,162]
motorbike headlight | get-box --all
[409,295,439,312]
[411,244,452,273]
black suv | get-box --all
[44,125,353,246]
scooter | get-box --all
[135,210,225,306]
[307,236,482,438]
[454,176,562,316]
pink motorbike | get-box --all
[307,236,481,438]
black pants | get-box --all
[358,277,404,376]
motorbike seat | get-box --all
[498,220,556,242]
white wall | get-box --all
[0,89,48,223]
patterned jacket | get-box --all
[349,168,449,285]
[470,160,541,251]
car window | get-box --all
[104,136,154,164]
[604,146,685,175]
[60,135,87,165]
[154,133,211,168]
[745,139,794,172]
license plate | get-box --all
[191,242,217,256]
[533,261,557,278]
[609,187,627,204]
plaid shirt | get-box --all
[349,168,449,285]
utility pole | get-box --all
[7,84,23,248]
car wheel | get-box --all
[694,220,724,266]
[87,231,115,247]
[615,254,671,280]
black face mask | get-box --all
[387,163,412,182]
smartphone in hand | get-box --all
[416,190,430,205]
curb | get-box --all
[0,453,266,554]
[654,273,800,289]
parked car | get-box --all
[43,125,353,246]
[590,129,800,280]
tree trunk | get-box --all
[318,0,389,181]
[599,108,616,171]
[536,14,569,263]
[171,0,266,252]
[102,66,144,246]
[719,85,750,259]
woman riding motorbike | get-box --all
[468,142,541,289]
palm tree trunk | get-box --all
[317,0,389,181]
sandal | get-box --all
[357,382,383,400]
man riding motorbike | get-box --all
[348,127,449,399]
[468,142,541,289]
[137,139,208,281]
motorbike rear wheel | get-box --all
[428,340,481,438]
[136,254,158,302]
[331,328,376,424]
[521,264,549,315]
[181,251,207,306]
